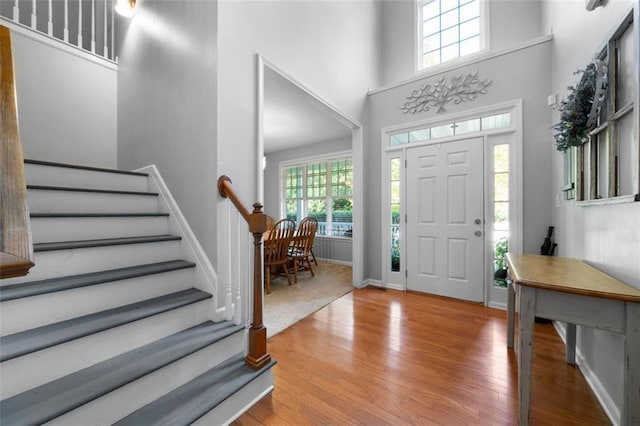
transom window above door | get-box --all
[389,112,510,146]
[417,0,487,70]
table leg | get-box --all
[518,285,536,426]
[565,323,576,365]
[507,279,515,349]
[622,302,640,425]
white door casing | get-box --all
[406,138,484,302]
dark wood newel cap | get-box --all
[217,175,232,198]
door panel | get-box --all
[407,138,484,302]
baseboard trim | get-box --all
[553,322,620,426]
[317,257,352,267]
[363,279,404,292]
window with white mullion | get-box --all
[281,156,353,238]
[418,0,483,69]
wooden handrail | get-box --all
[217,175,271,370]
[0,26,34,279]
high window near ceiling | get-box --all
[417,0,486,70]
[282,156,353,238]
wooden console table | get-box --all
[505,253,640,425]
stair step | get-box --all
[115,354,277,426]
[27,185,158,197]
[0,321,243,426]
[25,160,150,192]
[0,288,211,362]
[27,186,159,214]
[33,234,181,252]
[2,239,184,286]
[0,260,196,302]
[31,213,170,217]
[24,159,148,177]
[29,214,171,244]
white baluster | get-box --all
[47,0,52,35]
[31,0,36,29]
[91,0,96,52]
[234,212,243,325]
[103,0,108,57]
[110,0,115,60]
[13,0,19,22]
[225,202,233,321]
[78,0,83,49]
[64,0,69,42]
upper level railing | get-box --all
[1,25,34,279]
[217,175,271,370]
[0,0,117,62]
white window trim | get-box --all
[380,99,523,308]
[279,150,354,239]
[414,0,491,75]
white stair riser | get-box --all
[1,269,195,335]
[193,370,274,426]
[30,216,170,244]
[43,331,245,426]
[0,300,215,399]
[28,191,159,214]
[0,241,183,286]
[25,164,149,192]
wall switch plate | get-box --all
[547,93,557,107]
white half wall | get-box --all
[8,24,117,168]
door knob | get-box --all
[474,219,482,225]
[474,230,482,237]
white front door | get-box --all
[406,138,484,302]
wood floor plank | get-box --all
[234,286,610,425]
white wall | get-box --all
[9,27,117,168]
[367,40,552,282]
[216,0,382,277]
[542,0,640,417]
[379,0,544,85]
[116,1,218,263]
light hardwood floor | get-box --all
[234,287,610,425]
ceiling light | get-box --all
[115,0,137,17]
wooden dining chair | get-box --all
[287,216,318,283]
[264,218,295,294]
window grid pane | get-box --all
[282,157,352,239]
[388,113,511,147]
[420,0,480,69]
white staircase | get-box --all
[0,159,275,425]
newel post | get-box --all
[245,202,271,369]
[217,176,271,370]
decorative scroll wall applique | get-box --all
[401,71,491,114]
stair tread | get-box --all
[0,260,196,302]
[115,354,277,426]
[0,321,243,426]
[24,159,148,177]
[27,184,158,196]
[33,234,182,252]
[31,212,170,218]
[0,288,211,362]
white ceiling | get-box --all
[263,66,352,154]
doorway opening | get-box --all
[256,55,364,289]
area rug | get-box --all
[264,262,353,338]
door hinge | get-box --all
[405,214,407,223]
[405,269,408,278]
[405,159,407,168]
